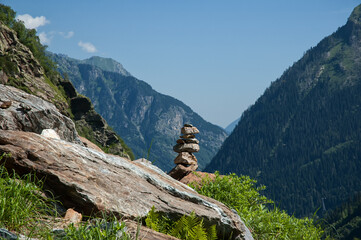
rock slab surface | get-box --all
[0,130,252,240]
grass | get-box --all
[0,153,137,239]
[0,154,56,237]
[60,217,132,240]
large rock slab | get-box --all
[0,130,252,240]
[0,84,82,144]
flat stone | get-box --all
[0,101,11,109]
[168,163,198,181]
[180,134,195,139]
[181,126,200,135]
[183,123,193,127]
[176,139,185,144]
[183,138,199,144]
[174,152,197,165]
[173,143,200,153]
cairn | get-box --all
[168,124,200,180]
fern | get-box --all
[145,206,160,232]
[145,207,217,240]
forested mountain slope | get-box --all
[323,192,361,239]
[206,4,361,217]
[51,53,228,171]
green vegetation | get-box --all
[323,192,361,239]
[145,206,217,240]
[61,217,131,240]
[0,4,57,80]
[0,153,55,237]
[189,172,324,240]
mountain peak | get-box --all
[81,56,131,76]
[348,4,361,24]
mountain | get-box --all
[0,5,250,239]
[224,117,240,134]
[206,4,361,217]
[50,53,228,171]
[81,56,131,76]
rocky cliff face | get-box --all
[50,53,228,171]
[0,22,132,159]
[0,83,252,240]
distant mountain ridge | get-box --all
[51,53,228,171]
[206,4,361,217]
[224,117,240,134]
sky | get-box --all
[2,1,360,128]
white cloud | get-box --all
[78,41,97,53]
[16,14,49,29]
[38,32,52,45]
[60,31,74,39]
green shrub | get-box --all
[189,171,324,240]
[145,206,217,240]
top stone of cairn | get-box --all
[181,124,200,135]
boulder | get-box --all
[0,130,252,239]
[0,84,82,145]
[173,143,200,153]
[181,126,200,135]
[174,152,197,165]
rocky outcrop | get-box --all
[0,84,82,144]
[0,129,252,239]
[0,21,132,159]
[0,23,69,115]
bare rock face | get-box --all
[0,130,252,240]
[0,84,82,144]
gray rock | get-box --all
[0,84,82,145]
[0,129,251,239]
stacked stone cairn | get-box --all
[168,124,200,180]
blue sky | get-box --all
[3,1,360,128]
